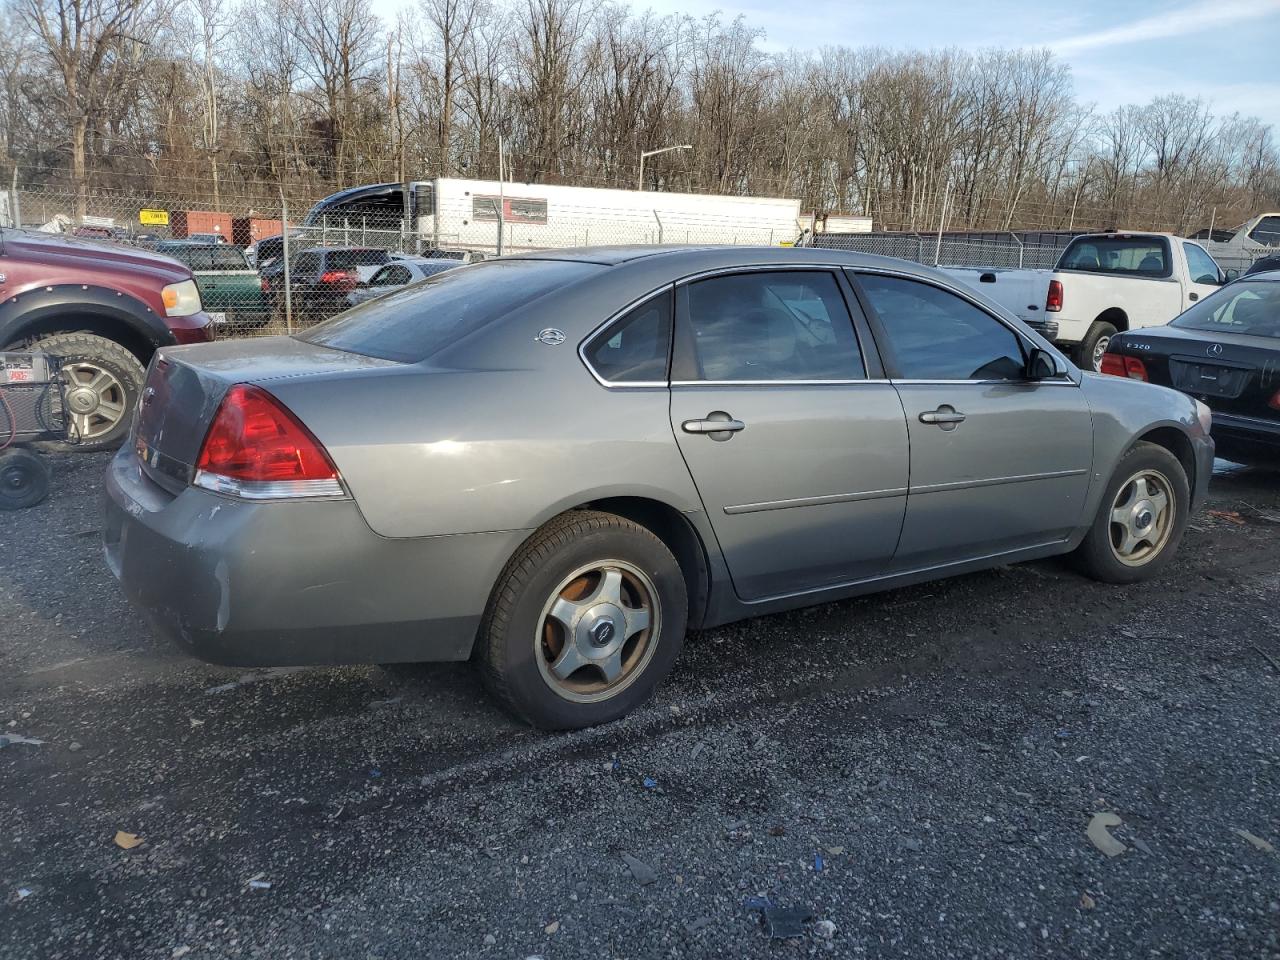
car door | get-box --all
[667,268,910,601]
[1183,241,1224,308]
[850,270,1094,569]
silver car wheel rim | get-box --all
[1109,469,1174,566]
[1091,336,1111,372]
[62,361,127,440]
[535,560,660,704]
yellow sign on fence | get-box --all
[138,209,169,227]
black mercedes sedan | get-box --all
[1102,272,1280,466]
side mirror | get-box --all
[1027,347,1061,380]
[1224,268,1240,282]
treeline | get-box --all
[3,0,1279,233]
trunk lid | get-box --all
[133,336,400,495]
[1124,326,1279,419]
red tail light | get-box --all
[1100,353,1147,381]
[319,270,357,288]
[1046,280,1063,313]
[1269,389,1280,412]
[193,384,343,499]
[260,277,270,292]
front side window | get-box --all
[857,274,1026,381]
[1183,243,1221,285]
[583,289,672,383]
[679,271,864,381]
[1059,236,1170,278]
[1171,281,1280,338]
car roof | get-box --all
[298,246,390,255]
[503,244,950,274]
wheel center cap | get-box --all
[589,619,616,647]
[578,603,626,655]
[1135,501,1154,531]
[66,387,99,414]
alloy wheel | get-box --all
[535,560,660,704]
[1108,469,1175,566]
[1091,336,1111,372]
[61,361,128,440]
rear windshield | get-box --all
[1171,281,1280,339]
[1058,236,1170,278]
[326,249,390,269]
[299,259,599,362]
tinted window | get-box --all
[377,265,411,285]
[159,245,211,271]
[326,249,390,269]
[301,259,599,362]
[1248,216,1280,246]
[1183,243,1221,285]
[584,290,672,383]
[211,247,248,270]
[293,252,320,276]
[858,274,1026,380]
[1059,236,1169,277]
[1171,281,1280,339]
[681,272,863,381]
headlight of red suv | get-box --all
[161,279,203,317]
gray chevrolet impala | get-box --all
[104,247,1214,728]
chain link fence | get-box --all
[7,184,794,339]
[10,183,1280,342]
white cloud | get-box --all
[1052,0,1280,54]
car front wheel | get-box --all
[477,510,688,729]
[1071,441,1190,584]
[29,333,146,451]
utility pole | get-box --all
[496,135,506,256]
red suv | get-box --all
[0,230,214,448]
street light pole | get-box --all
[638,145,692,192]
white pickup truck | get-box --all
[946,231,1228,370]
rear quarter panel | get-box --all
[264,268,707,539]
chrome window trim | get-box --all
[674,262,849,285]
[671,379,883,387]
[577,284,674,390]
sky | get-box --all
[378,0,1280,130]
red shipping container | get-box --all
[170,210,233,240]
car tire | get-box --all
[0,448,51,510]
[477,510,688,730]
[28,333,146,451]
[1079,321,1119,372]
[1071,441,1189,584]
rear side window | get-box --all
[583,290,672,383]
[1059,236,1170,277]
[327,249,390,269]
[161,246,211,271]
[301,259,599,362]
[211,247,248,270]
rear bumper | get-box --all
[1024,317,1059,341]
[102,449,528,666]
[1210,412,1280,465]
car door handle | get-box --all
[919,406,966,426]
[682,414,746,437]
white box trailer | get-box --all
[301,179,803,253]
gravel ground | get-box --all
[2,452,1279,960]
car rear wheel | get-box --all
[29,333,145,451]
[1080,321,1118,372]
[1071,442,1189,584]
[477,510,688,729]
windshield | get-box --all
[1058,236,1170,278]
[299,258,599,362]
[1171,281,1280,339]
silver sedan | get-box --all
[344,257,460,309]
[104,247,1214,729]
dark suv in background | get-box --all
[260,246,392,321]
[0,229,213,448]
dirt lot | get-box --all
[2,453,1279,960]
